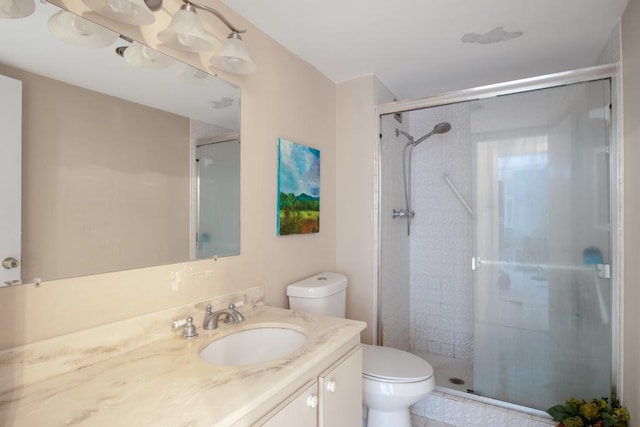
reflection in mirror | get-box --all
[0,2,241,286]
[195,136,240,259]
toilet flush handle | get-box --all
[326,380,336,393]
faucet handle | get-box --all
[206,304,213,314]
[228,302,245,322]
[182,316,198,339]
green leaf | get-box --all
[600,413,619,427]
[565,401,581,415]
[547,405,575,422]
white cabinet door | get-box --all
[257,381,318,427]
[0,73,22,285]
[318,346,363,427]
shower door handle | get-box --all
[471,257,483,270]
[597,263,611,279]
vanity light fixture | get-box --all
[120,41,175,69]
[159,0,255,75]
[143,0,162,12]
[82,0,155,26]
[157,1,216,53]
[0,0,35,19]
[209,31,255,75]
[48,10,118,48]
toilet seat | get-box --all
[362,344,434,383]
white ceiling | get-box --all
[220,0,628,100]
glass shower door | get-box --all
[195,140,240,259]
[471,79,612,410]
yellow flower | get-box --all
[568,398,586,408]
[595,398,608,410]
[614,406,630,422]
[579,402,599,421]
[562,416,585,427]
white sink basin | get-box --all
[199,326,307,366]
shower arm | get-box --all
[395,122,451,236]
[413,130,435,146]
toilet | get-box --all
[287,272,435,427]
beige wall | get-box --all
[0,0,337,349]
[335,75,395,344]
[7,6,631,412]
[0,65,190,281]
[622,1,640,422]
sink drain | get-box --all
[449,377,465,385]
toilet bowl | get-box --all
[287,272,436,427]
[362,344,434,427]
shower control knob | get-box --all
[326,380,336,393]
[2,257,19,269]
[392,209,414,219]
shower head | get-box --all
[395,122,452,147]
[413,121,452,146]
[433,122,452,134]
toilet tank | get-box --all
[286,272,347,318]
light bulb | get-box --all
[108,0,133,15]
[177,33,197,48]
[142,46,159,61]
[71,16,95,37]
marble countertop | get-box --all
[0,306,366,426]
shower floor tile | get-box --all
[410,349,473,393]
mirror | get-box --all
[0,2,241,286]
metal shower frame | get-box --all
[373,63,622,411]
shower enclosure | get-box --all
[195,138,240,259]
[377,66,617,411]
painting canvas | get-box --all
[277,138,320,235]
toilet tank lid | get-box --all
[286,272,348,298]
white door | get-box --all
[0,73,22,285]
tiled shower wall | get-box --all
[408,103,474,361]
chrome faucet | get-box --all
[203,304,244,330]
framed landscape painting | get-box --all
[277,138,320,235]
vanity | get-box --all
[0,288,366,426]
